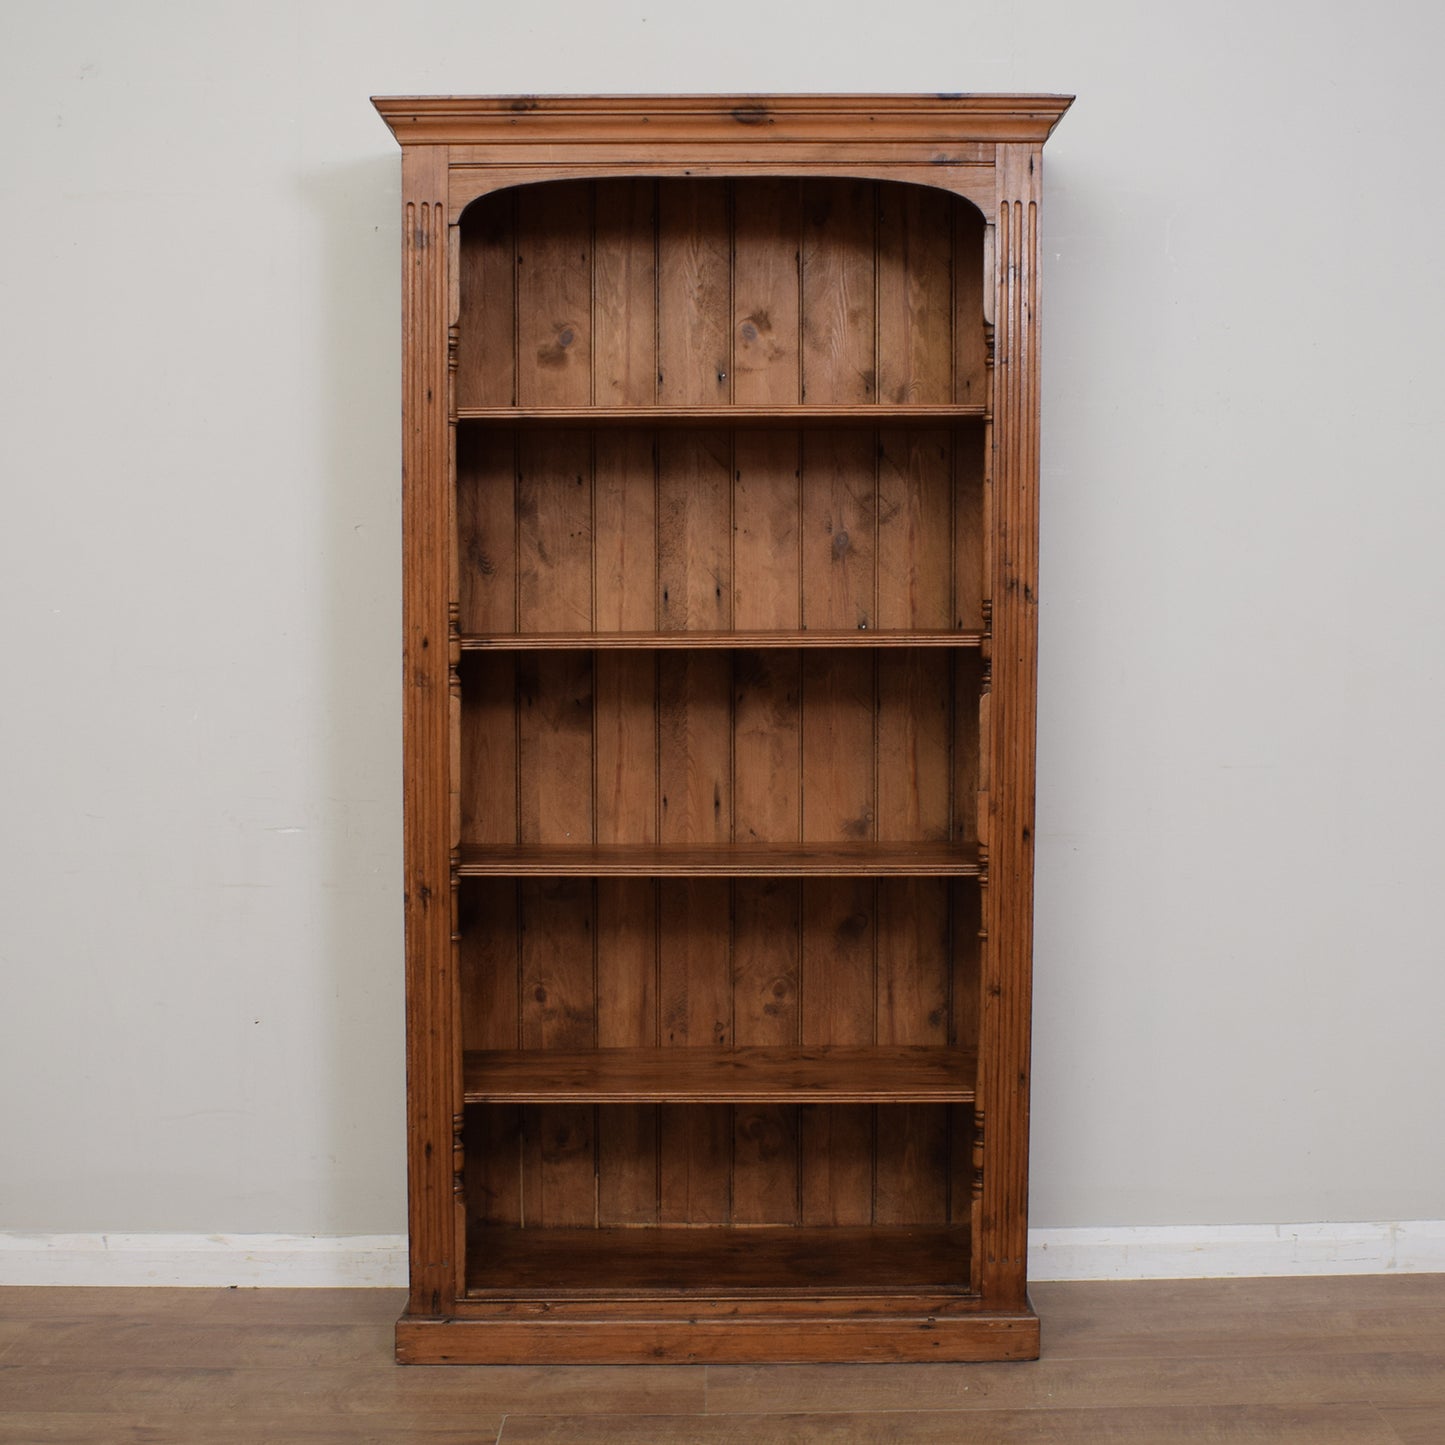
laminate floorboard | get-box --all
[496,1406,1401,1444]
[1378,1405,1445,1444]
[0,1277,1440,1444]
[704,1352,1445,1413]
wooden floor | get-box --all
[2,1276,1443,1442]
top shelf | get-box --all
[454,405,988,428]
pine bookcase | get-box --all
[374,92,1071,1364]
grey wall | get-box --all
[2,0,1441,1234]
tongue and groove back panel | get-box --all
[455,176,988,1245]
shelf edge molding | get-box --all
[454,404,988,427]
[458,629,986,651]
[455,841,984,877]
[464,1044,978,1104]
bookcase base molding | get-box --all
[397,1305,1041,1367]
[376,92,1069,1366]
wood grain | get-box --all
[12,1273,1436,1432]
[465,1225,973,1296]
[376,92,1075,147]
[398,143,457,1319]
[380,95,1068,1363]
[514,182,592,407]
[657,180,731,406]
[459,630,984,650]
[456,404,987,424]
[595,878,660,1226]
[455,190,514,410]
[801,179,875,404]
[455,842,982,876]
[593,179,657,407]
[496,1407,1400,1444]
[977,142,1045,1309]
[464,1045,977,1103]
[877,184,954,405]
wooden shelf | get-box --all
[464,1225,974,1298]
[464,1045,977,1104]
[454,404,988,427]
[456,841,982,878]
[458,629,986,651]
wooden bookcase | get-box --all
[374,93,1071,1364]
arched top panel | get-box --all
[455,175,992,412]
[449,164,994,226]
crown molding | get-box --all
[373,92,1074,147]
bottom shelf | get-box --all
[464,1224,973,1298]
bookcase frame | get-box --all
[376,93,1070,1365]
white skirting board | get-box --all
[1028,1220,1445,1281]
[1,1223,1442,1288]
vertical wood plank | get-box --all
[517,432,592,632]
[952,879,983,1064]
[951,880,984,1235]
[732,180,803,633]
[515,182,593,407]
[658,431,731,632]
[801,650,874,842]
[456,429,517,634]
[954,430,988,631]
[459,881,521,1228]
[733,178,801,406]
[876,185,954,404]
[874,879,951,1225]
[876,650,951,843]
[458,653,517,846]
[519,879,596,1228]
[953,198,989,406]
[801,179,876,403]
[594,653,657,845]
[593,179,657,406]
[732,649,801,844]
[732,637,802,1224]
[596,878,660,1225]
[731,878,801,1224]
[801,432,877,632]
[594,431,657,633]
[733,432,801,631]
[877,430,953,630]
[458,883,520,1054]
[800,878,875,1225]
[655,543,732,1222]
[456,192,516,409]
[517,653,592,845]
[657,180,731,404]
[591,463,659,1219]
[954,649,983,845]
[658,879,732,1224]
[658,652,731,846]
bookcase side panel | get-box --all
[977,143,1044,1307]
[400,141,461,1318]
